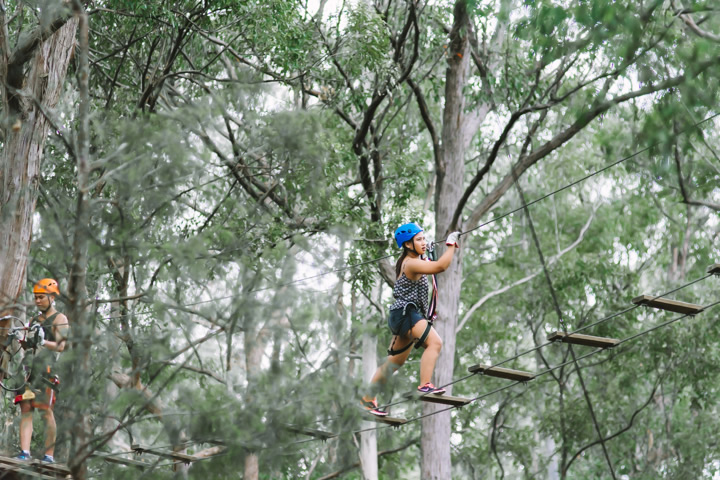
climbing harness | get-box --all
[387,244,440,356]
[0,313,58,393]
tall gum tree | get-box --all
[44,1,719,477]
[0,4,76,314]
[200,0,720,475]
[412,0,720,476]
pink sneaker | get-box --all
[418,383,445,395]
[362,397,388,417]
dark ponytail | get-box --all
[395,248,410,278]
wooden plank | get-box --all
[91,452,150,469]
[416,393,472,408]
[368,415,406,427]
[708,264,720,275]
[197,439,226,446]
[632,295,704,315]
[0,456,59,479]
[403,390,472,407]
[286,425,336,440]
[131,445,199,463]
[33,460,72,477]
[0,464,56,479]
[547,332,619,349]
[468,364,535,382]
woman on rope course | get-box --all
[362,223,460,417]
[16,279,68,463]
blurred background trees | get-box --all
[1,0,719,478]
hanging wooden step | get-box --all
[468,364,535,382]
[632,295,704,315]
[419,393,472,407]
[708,264,720,275]
[0,455,61,479]
[547,331,619,349]
[33,459,73,477]
[286,425,336,440]
[404,391,472,407]
[369,414,406,427]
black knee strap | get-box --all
[387,338,413,356]
[387,319,434,356]
[414,322,432,350]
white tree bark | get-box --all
[360,329,378,480]
[421,1,473,478]
[0,12,77,314]
[359,282,382,480]
[545,436,560,480]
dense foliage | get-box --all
[1,0,719,478]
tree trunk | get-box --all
[243,331,263,480]
[244,454,260,478]
[421,1,472,477]
[0,15,77,314]
[359,283,381,480]
[243,315,273,480]
[66,5,92,478]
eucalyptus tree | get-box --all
[4,0,720,478]
[0,0,77,318]
[0,0,354,476]
[217,0,720,477]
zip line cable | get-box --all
[514,177,616,479]
[340,299,720,440]
[266,297,720,452]
[375,271,711,412]
[96,110,720,320]
[456,110,720,240]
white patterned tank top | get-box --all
[389,273,428,317]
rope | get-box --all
[370,271,709,411]
[456,111,720,241]
[95,111,720,321]
[279,298,720,462]
[514,177,616,478]
[313,271,714,434]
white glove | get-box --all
[30,324,45,346]
[445,231,461,248]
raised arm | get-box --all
[404,232,460,276]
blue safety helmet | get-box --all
[394,222,423,248]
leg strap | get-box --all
[387,336,414,357]
[414,322,432,350]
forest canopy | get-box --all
[0,0,719,479]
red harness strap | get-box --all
[425,248,439,324]
[427,272,438,323]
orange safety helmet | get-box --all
[33,278,60,296]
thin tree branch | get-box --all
[317,438,419,480]
[457,207,596,333]
[465,58,720,230]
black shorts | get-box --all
[388,304,425,337]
